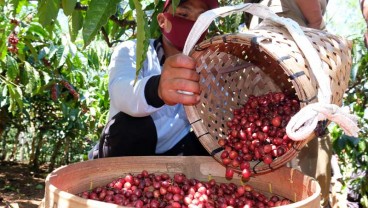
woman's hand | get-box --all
[158,54,201,106]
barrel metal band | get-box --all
[197,132,210,139]
[300,95,317,104]
[277,55,291,63]
[251,36,271,49]
[251,36,261,48]
[289,71,305,80]
[210,147,224,156]
[190,118,202,125]
[252,161,262,174]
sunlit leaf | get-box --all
[70,10,83,42]
[24,62,40,94]
[149,1,162,38]
[82,0,120,47]
[133,0,149,83]
[62,0,77,16]
[56,38,70,68]
[0,32,8,61]
[8,0,21,16]
[171,0,180,13]
[358,140,367,153]
[27,22,50,40]
[128,0,135,10]
[7,84,23,112]
[38,0,61,26]
[6,55,19,80]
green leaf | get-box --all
[35,184,44,190]
[62,0,77,16]
[27,22,50,40]
[7,84,23,112]
[9,0,19,16]
[1,86,9,107]
[358,140,367,152]
[6,55,19,81]
[24,62,40,94]
[88,48,99,69]
[82,0,120,47]
[128,0,135,10]
[0,31,7,61]
[19,61,29,85]
[70,10,83,42]
[38,0,61,27]
[171,0,180,13]
[149,1,162,38]
[15,42,26,62]
[41,71,51,85]
[15,0,28,14]
[23,40,38,62]
[56,43,69,68]
[133,0,149,83]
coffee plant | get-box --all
[0,0,111,171]
[0,0,246,170]
[329,39,368,206]
[325,0,368,206]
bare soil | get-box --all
[0,161,48,208]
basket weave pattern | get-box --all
[185,23,352,174]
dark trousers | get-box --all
[94,112,209,159]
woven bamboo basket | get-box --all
[183,4,352,174]
[40,156,321,208]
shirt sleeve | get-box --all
[145,75,165,108]
[108,40,163,117]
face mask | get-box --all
[161,12,206,51]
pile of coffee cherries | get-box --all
[218,92,300,180]
[78,170,291,207]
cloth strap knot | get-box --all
[286,103,360,141]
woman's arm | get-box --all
[108,40,161,117]
[361,0,368,21]
[361,0,368,48]
[295,0,324,29]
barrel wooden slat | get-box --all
[41,156,320,208]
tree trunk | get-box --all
[31,128,45,171]
[65,137,70,164]
[48,137,62,172]
[0,107,9,161]
[29,124,37,164]
[9,130,20,161]
[0,130,8,161]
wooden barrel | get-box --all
[40,156,320,208]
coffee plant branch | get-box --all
[74,2,136,32]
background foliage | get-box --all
[0,0,367,205]
[0,0,245,169]
[326,0,368,206]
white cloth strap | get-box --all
[286,103,359,141]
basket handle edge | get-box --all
[183,3,332,104]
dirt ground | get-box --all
[0,161,47,208]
